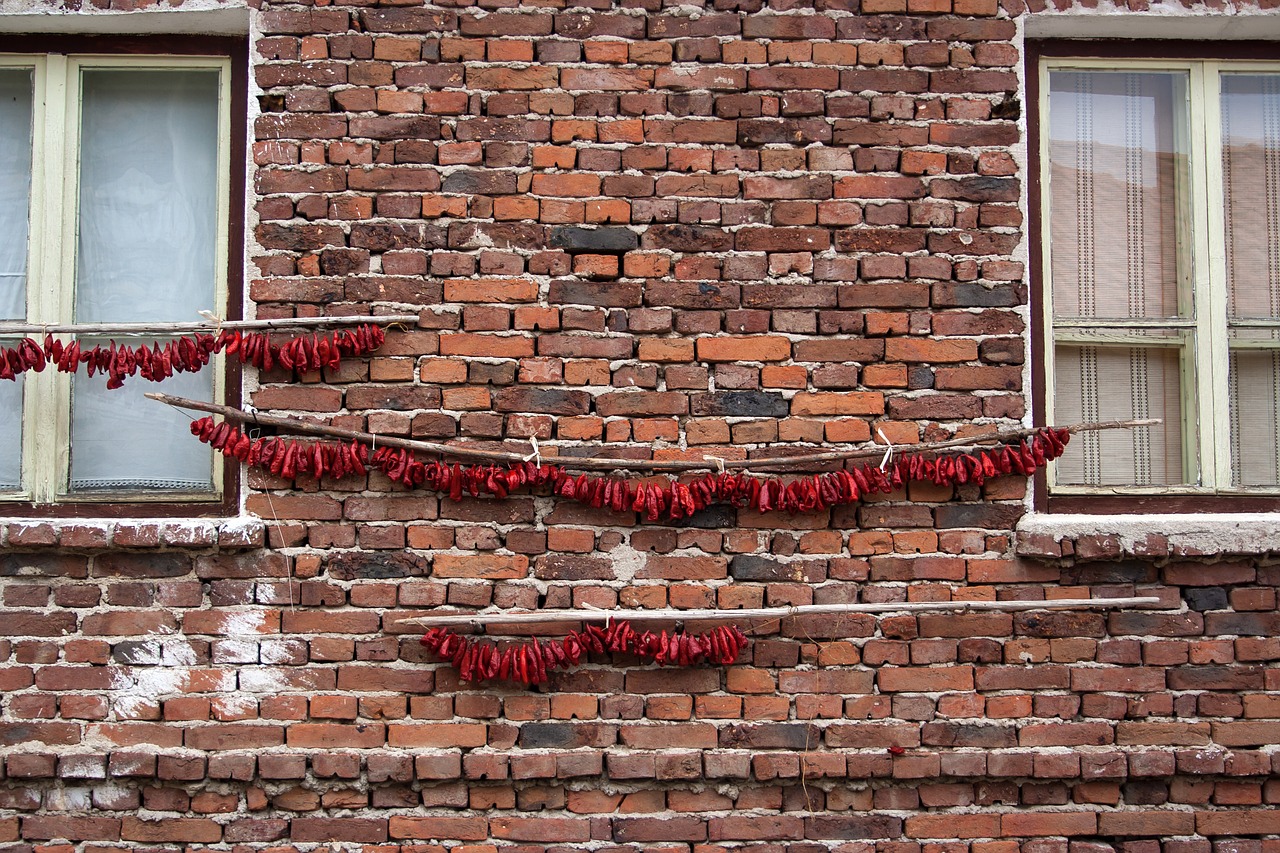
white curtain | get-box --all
[0,373,21,490]
[70,359,213,492]
[76,68,218,322]
[1222,73,1280,487]
[0,69,31,321]
[0,69,32,489]
[1048,71,1190,486]
[70,69,219,492]
[1054,345,1184,486]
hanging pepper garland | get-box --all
[420,622,751,685]
[0,324,386,388]
[189,415,1072,518]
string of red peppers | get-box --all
[190,416,1071,518]
[420,622,751,685]
[0,323,386,388]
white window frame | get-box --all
[1039,56,1280,497]
[2,52,232,504]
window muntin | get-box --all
[0,54,231,504]
[1041,58,1280,495]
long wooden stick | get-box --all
[399,597,1162,628]
[147,392,1157,474]
[0,314,419,336]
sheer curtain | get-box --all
[1222,73,1280,488]
[0,69,32,490]
[1048,70,1190,487]
[70,69,219,492]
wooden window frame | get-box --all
[0,35,245,519]
[1029,39,1280,514]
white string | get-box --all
[877,428,895,471]
[244,403,261,438]
[705,455,726,473]
[197,309,223,337]
[523,435,541,467]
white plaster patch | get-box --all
[215,692,259,717]
[109,629,212,719]
[161,639,201,667]
[43,787,93,812]
[238,667,292,693]
[113,666,189,720]
[608,544,646,584]
[218,609,272,637]
[259,638,303,665]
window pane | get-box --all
[1229,345,1280,487]
[1048,71,1190,321]
[68,349,214,493]
[76,69,219,323]
[0,68,33,321]
[1054,343,1187,486]
[0,368,21,490]
[1222,73,1280,322]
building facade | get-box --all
[1,0,1279,847]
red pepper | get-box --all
[1031,434,1048,466]
[21,338,45,372]
[646,486,664,522]
[981,451,997,478]
[563,635,582,665]
[708,627,725,662]
[754,480,771,514]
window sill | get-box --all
[0,516,264,550]
[1016,512,1280,561]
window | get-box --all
[1036,47,1280,498]
[0,45,238,508]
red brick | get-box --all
[878,666,973,692]
[1001,812,1097,837]
[390,816,488,840]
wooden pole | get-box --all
[0,314,419,336]
[146,392,1159,474]
[399,597,1163,628]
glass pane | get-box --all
[76,69,220,323]
[1048,70,1191,321]
[69,344,213,493]
[1222,73,1280,322]
[1229,346,1280,487]
[0,362,22,490]
[1054,342,1188,486]
[0,68,33,321]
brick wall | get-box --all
[3,0,1280,849]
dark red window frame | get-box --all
[0,34,247,519]
[1028,38,1280,514]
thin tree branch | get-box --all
[398,597,1163,628]
[147,392,1159,473]
[0,314,419,336]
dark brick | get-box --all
[690,391,789,418]
[806,816,904,840]
[518,722,617,749]
[549,227,640,253]
[729,555,825,583]
[327,552,430,580]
